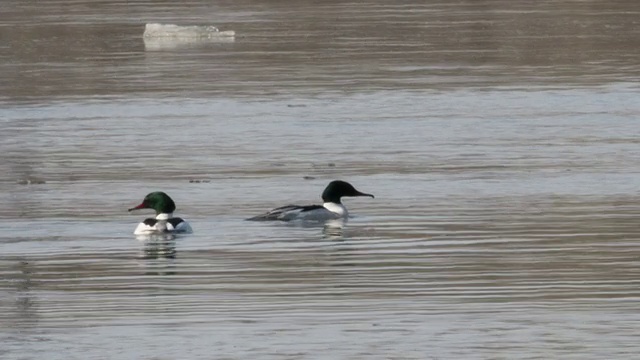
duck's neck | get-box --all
[156,213,173,220]
[323,202,348,218]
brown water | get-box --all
[2,1,640,359]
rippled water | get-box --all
[2,1,640,359]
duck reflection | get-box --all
[322,218,347,240]
[135,236,178,276]
[136,234,177,260]
[279,218,348,239]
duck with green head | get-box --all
[128,191,193,235]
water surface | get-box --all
[2,1,640,359]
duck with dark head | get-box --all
[247,180,374,221]
[129,192,193,235]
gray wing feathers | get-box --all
[247,204,324,221]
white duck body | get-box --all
[133,213,193,235]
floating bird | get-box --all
[128,192,193,235]
[247,180,374,221]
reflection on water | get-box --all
[138,236,177,260]
[1,0,640,359]
[11,260,39,329]
[143,35,236,51]
[323,219,347,240]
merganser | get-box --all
[128,192,193,235]
[247,180,374,221]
